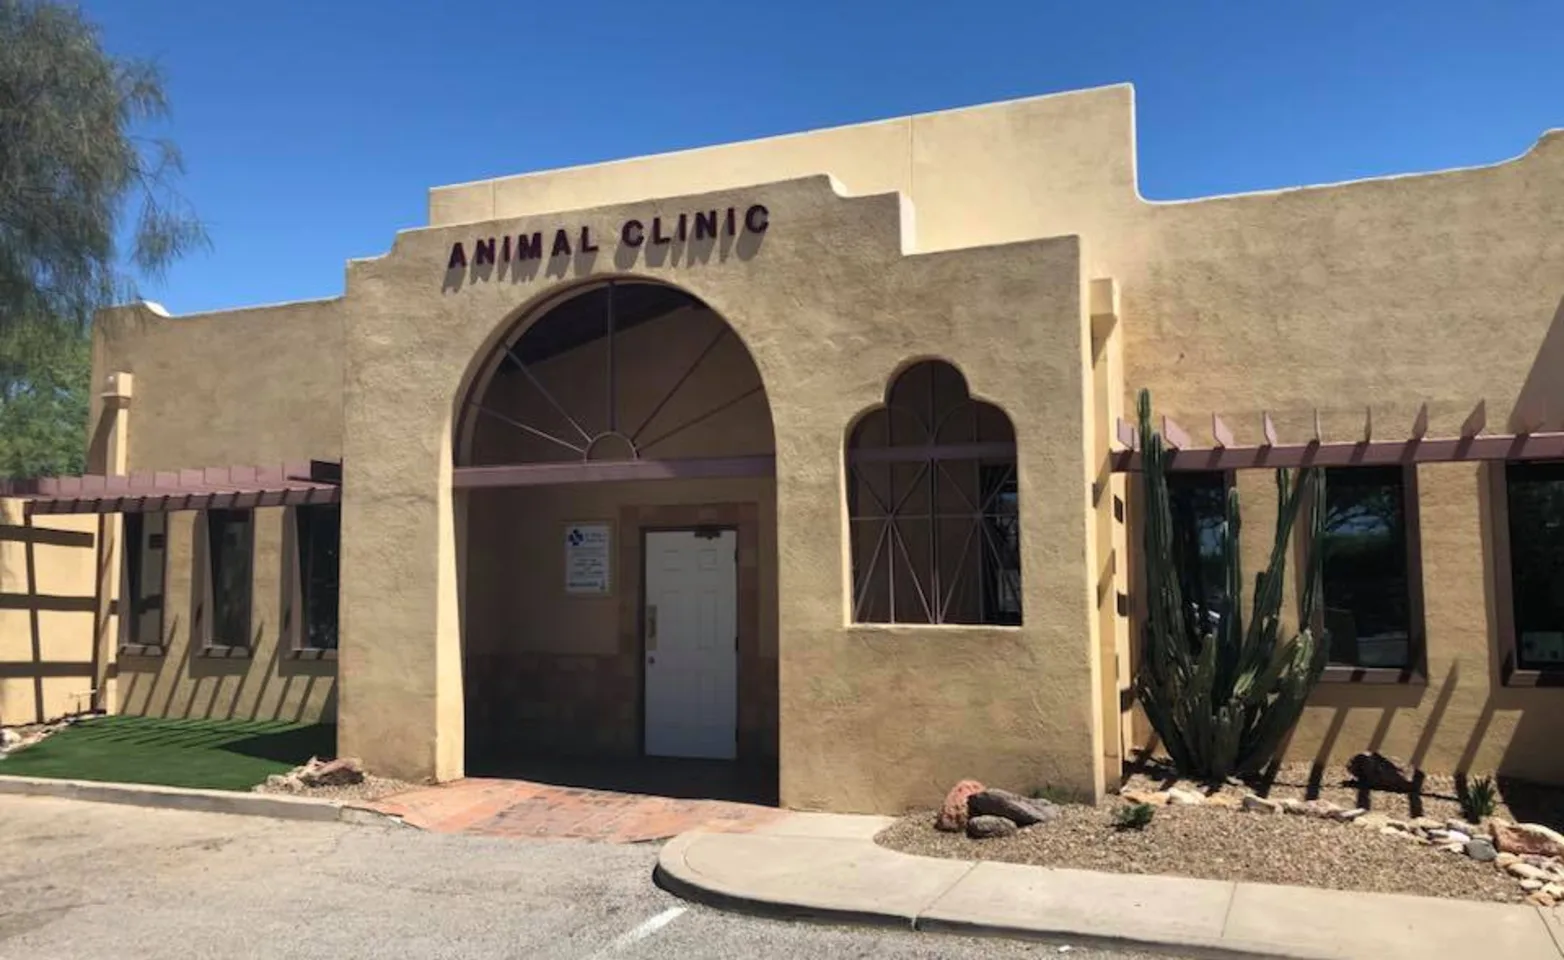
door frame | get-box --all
[618,502,764,761]
[638,523,739,759]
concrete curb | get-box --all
[653,833,1270,959]
[654,821,1564,960]
[0,773,408,827]
[653,832,917,931]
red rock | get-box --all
[936,780,985,832]
[1492,821,1564,859]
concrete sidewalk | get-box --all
[654,811,1564,959]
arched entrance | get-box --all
[453,280,778,801]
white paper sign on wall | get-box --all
[564,523,611,595]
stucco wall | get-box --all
[74,82,1564,806]
[0,501,101,724]
[339,176,1097,810]
[428,85,1140,270]
[92,298,345,470]
[1118,132,1564,781]
[85,299,344,725]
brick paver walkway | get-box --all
[368,778,784,843]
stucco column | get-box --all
[87,372,132,714]
[335,282,467,783]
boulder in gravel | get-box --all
[1346,751,1415,792]
[0,728,20,749]
[1492,822,1564,859]
[1465,838,1498,862]
[1121,789,1171,806]
[297,757,365,788]
[1241,795,1281,814]
[966,815,1018,839]
[1448,818,1483,835]
[1521,878,1545,891]
[1331,807,1367,822]
[1495,852,1520,867]
[1526,891,1557,908]
[968,788,1060,827]
[1166,788,1205,806]
[936,780,987,832]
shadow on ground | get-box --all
[465,749,778,805]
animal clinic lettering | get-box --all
[446,203,770,270]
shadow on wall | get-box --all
[113,618,339,725]
[0,517,102,724]
[113,513,338,725]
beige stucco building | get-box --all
[4,83,1564,813]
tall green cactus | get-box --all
[1134,389,1329,781]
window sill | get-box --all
[199,645,252,660]
[117,644,164,658]
[1502,668,1564,688]
[288,648,338,662]
[1319,666,1425,685]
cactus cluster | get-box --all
[1134,389,1330,781]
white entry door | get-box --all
[643,529,738,759]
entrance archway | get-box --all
[453,280,778,802]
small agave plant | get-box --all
[1134,389,1330,782]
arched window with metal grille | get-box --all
[846,360,1021,625]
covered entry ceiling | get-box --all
[503,282,701,368]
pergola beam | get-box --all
[1111,399,1564,471]
[454,454,776,489]
[1113,431,1564,472]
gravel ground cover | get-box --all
[878,803,1523,903]
[251,773,417,804]
[876,757,1564,904]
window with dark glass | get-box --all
[1166,471,1229,635]
[846,360,1021,625]
[1505,461,1564,670]
[121,512,167,647]
[1318,466,1415,669]
[980,466,1022,626]
[297,505,340,650]
[207,509,253,647]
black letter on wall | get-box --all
[474,238,496,266]
[447,242,468,269]
[517,232,543,260]
[551,228,573,257]
[744,205,770,234]
[693,210,718,240]
[621,220,644,247]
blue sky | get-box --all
[81,1,1562,316]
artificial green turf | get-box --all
[0,716,336,792]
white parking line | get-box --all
[590,906,686,956]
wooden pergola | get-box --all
[0,461,342,515]
[1110,401,1564,472]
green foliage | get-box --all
[1460,775,1498,822]
[0,0,206,333]
[0,320,88,477]
[1134,389,1331,781]
[1112,802,1155,830]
